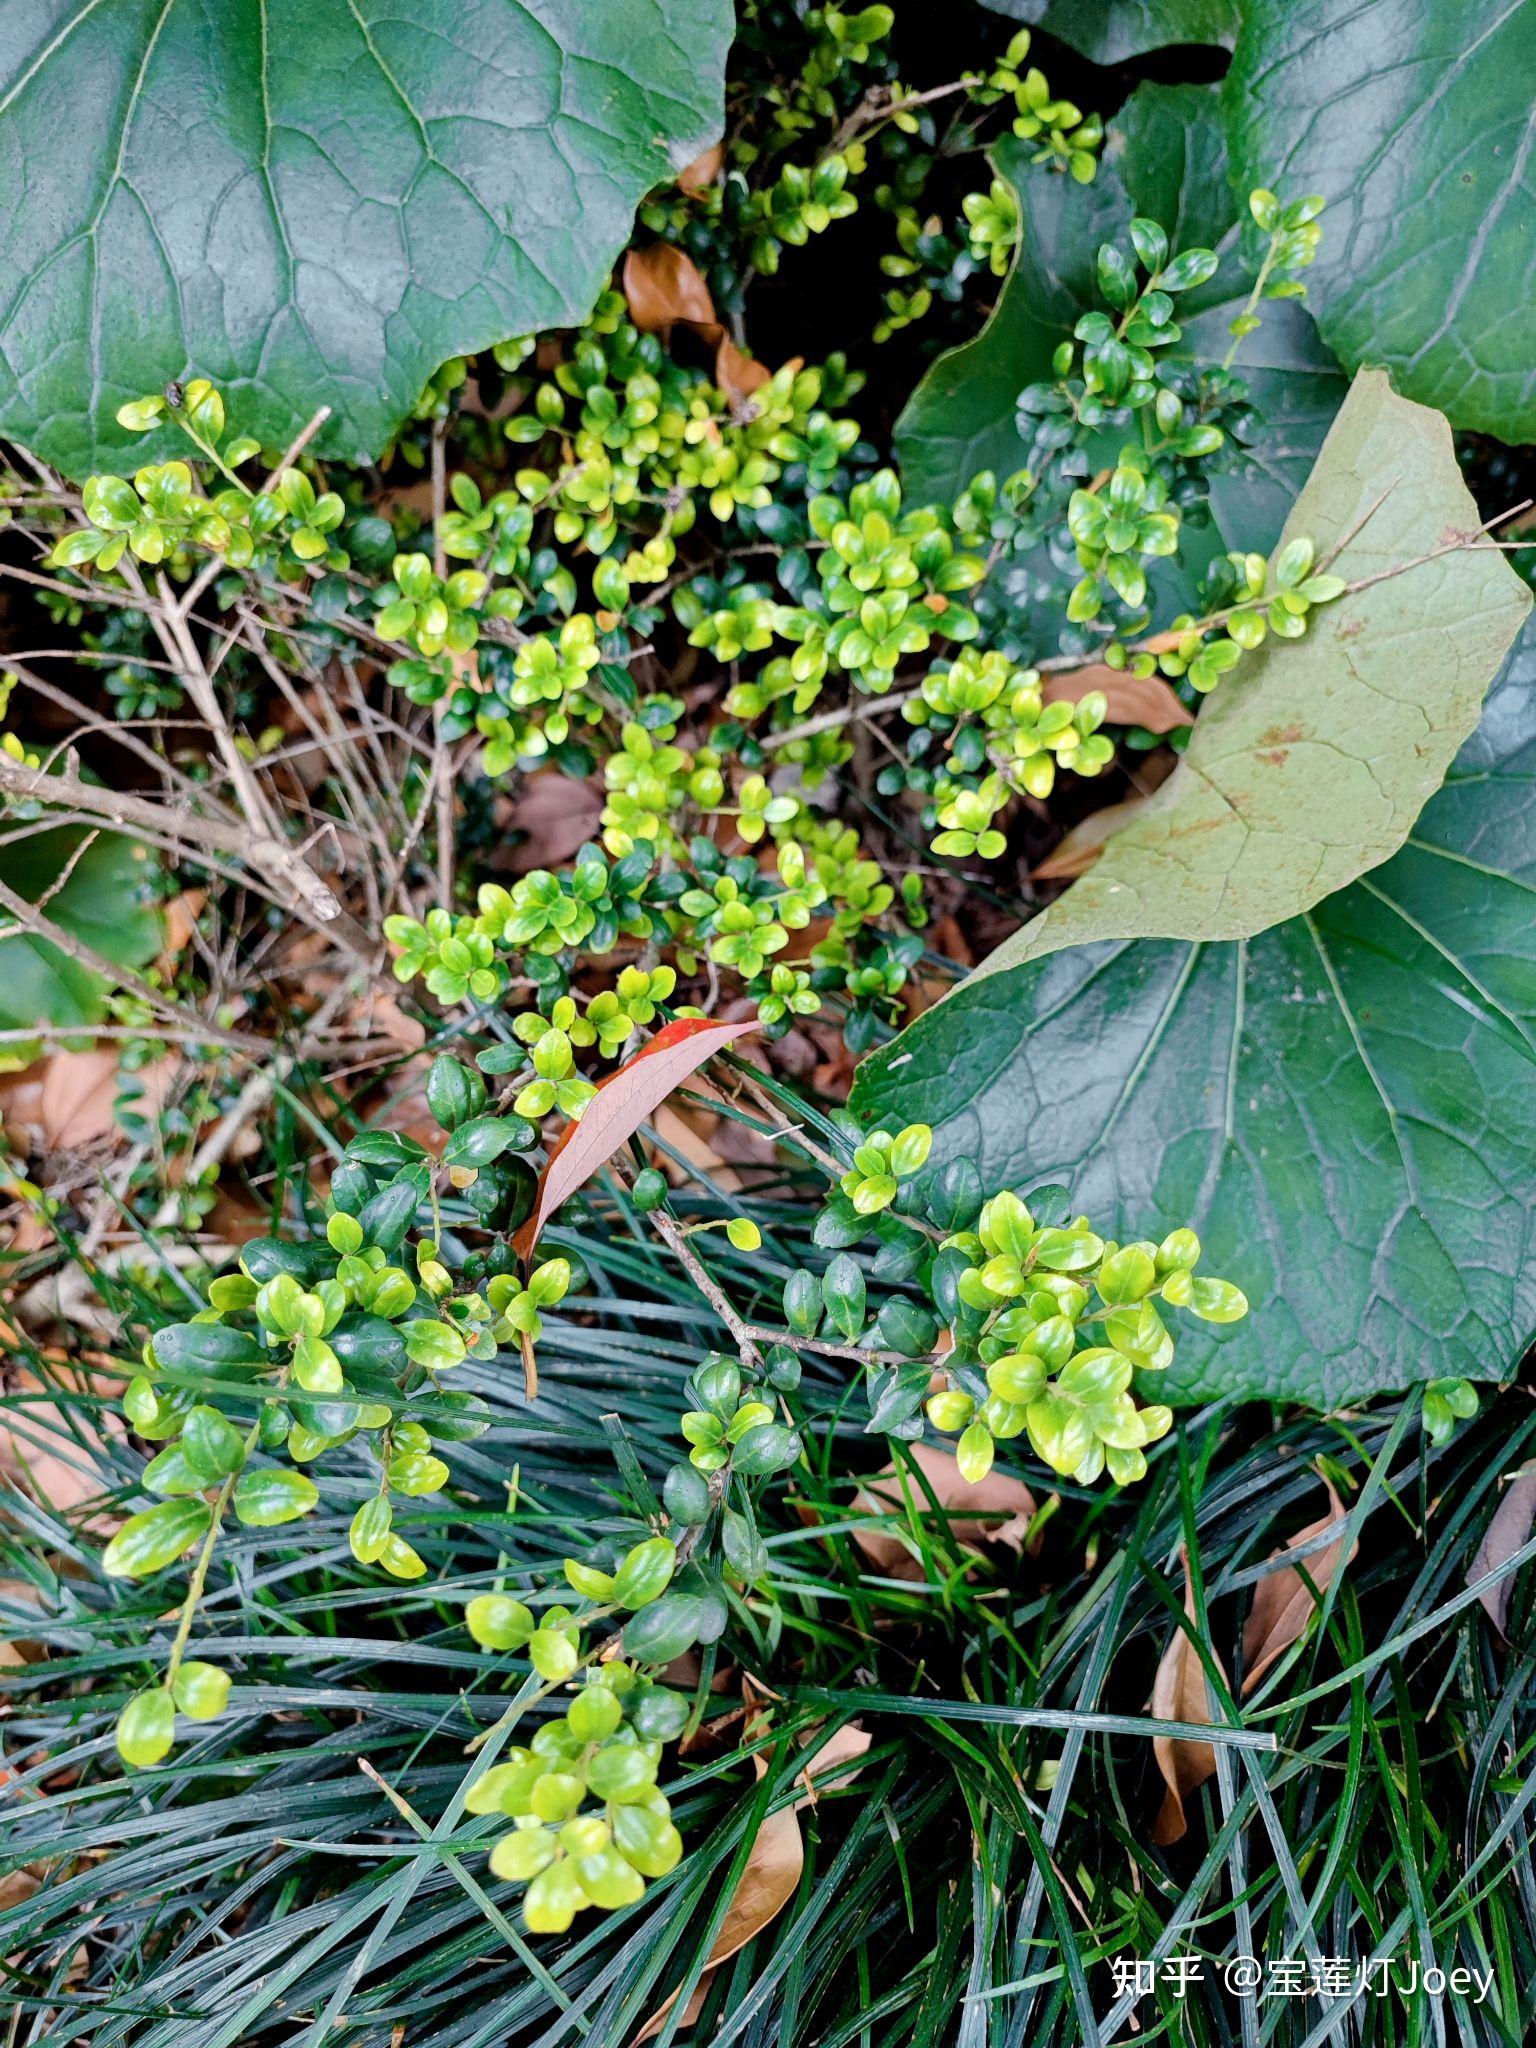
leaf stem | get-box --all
[163,1421,260,1690]
[1220,230,1281,373]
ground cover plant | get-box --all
[2,3,1535,2043]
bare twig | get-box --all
[649,1207,765,1372]
[823,77,975,161]
[744,1322,907,1365]
[0,872,267,1056]
[0,753,370,960]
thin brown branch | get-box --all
[0,871,266,1055]
[649,1206,765,1372]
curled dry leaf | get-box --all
[622,244,717,337]
[647,1102,744,1193]
[352,991,426,1054]
[677,140,724,196]
[1033,796,1150,881]
[851,1440,1036,1579]
[1034,750,1176,880]
[792,1721,871,1808]
[154,889,205,977]
[498,772,604,876]
[33,1050,121,1150]
[620,244,772,411]
[1151,1547,1225,1846]
[9,1047,175,1158]
[715,334,772,408]
[512,1017,761,1259]
[367,1054,445,1158]
[1241,1476,1356,1694]
[1471,1461,1536,1639]
[205,1185,273,1247]
[634,1725,870,2042]
[0,1869,41,1915]
[1041,664,1191,735]
[928,914,975,968]
[1,1578,47,1669]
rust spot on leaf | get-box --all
[1167,814,1226,838]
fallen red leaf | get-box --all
[512,1017,760,1259]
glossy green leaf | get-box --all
[611,1535,677,1610]
[328,1315,408,1375]
[0,824,160,1041]
[983,0,1237,66]
[0,0,732,478]
[620,1592,704,1665]
[179,1406,247,1484]
[102,1498,212,1578]
[1226,0,1536,441]
[442,1115,519,1170]
[152,1322,270,1376]
[896,83,1345,575]
[949,370,1531,974]
[232,1467,320,1527]
[424,1055,485,1135]
[357,1167,429,1254]
[855,620,1536,1408]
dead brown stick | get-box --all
[0,754,369,958]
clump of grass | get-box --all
[4,1103,1533,2047]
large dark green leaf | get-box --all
[983,0,1237,66]
[0,824,161,1039]
[954,371,1531,969]
[896,83,1346,579]
[0,0,731,478]
[854,620,1536,1409]
[1226,0,1536,441]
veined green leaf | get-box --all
[1226,0,1536,440]
[0,824,160,1044]
[855,616,1536,1407]
[983,0,1237,66]
[0,0,731,477]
